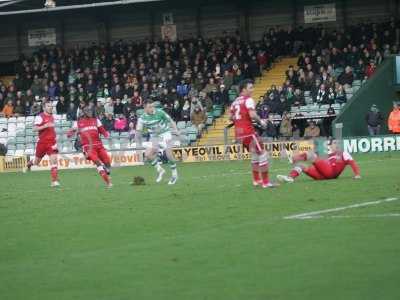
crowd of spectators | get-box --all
[0,35,266,136]
[255,18,399,139]
[0,18,399,140]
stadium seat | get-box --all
[14,149,24,156]
[177,121,186,130]
[213,109,222,118]
[26,116,34,123]
[6,149,15,156]
[120,138,130,149]
[188,133,197,142]
[61,142,74,153]
[119,132,129,138]
[61,120,72,127]
[111,131,120,138]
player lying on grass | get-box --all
[136,100,179,185]
[277,139,361,183]
[27,101,60,187]
[230,79,278,188]
[67,107,112,188]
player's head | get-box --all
[42,101,53,115]
[239,79,254,97]
[327,138,341,153]
[143,100,155,114]
[82,106,93,118]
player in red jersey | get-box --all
[27,101,60,187]
[277,139,361,183]
[230,79,277,188]
[67,107,112,188]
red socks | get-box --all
[252,162,260,182]
[261,171,269,185]
[99,170,110,184]
[289,166,303,179]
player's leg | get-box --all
[313,159,335,179]
[251,152,261,186]
[98,146,112,175]
[250,134,277,188]
[278,164,326,183]
[49,152,60,187]
[161,132,178,185]
[242,136,261,186]
[27,143,45,170]
[86,147,112,187]
[288,150,317,164]
[146,139,165,182]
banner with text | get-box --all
[32,150,143,171]
[172,141,314,163]
[343,135,400,154]
[304,3,336,24]
[28,28,57,47]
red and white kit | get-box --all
[71,118,110,165]
[230,94,272,187]
[230,95,263,154]
[291,151,360,180]
[34,112,58,159]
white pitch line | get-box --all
[284,197,399,220]
[291,213,400,220]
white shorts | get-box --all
[148,132,173,151]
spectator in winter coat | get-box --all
[388,102,400,134]
[338,66,354,87]
[0,100,13,118]
[279,112,293,140]
[56,96,68,114]
[66,102,77,121]
[366,104,384,135]
[365,60,376,78]
[304,121,320,138]
[191,107,207,132]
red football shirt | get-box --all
[327,151,360,177]
[72,117,109,147]
[230,95,256,138]
[34,112,56,144]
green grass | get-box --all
[1,152,400,300]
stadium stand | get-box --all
[0,18,398,154]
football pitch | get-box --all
[1,152,400,300]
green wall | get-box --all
[334,56,398,137]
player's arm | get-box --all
[32,115,53,132]
[249,108,266,127]
[246,98,266,127]
[162,110,179,134]
[97,119,110,138]
[343,152,361,179]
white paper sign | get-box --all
[304,3,336,24]
[161,25,177,42]
[28,28,56,47]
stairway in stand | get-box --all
[198,57,298,146]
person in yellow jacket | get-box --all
[388,102,400,134]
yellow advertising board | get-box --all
[173,140,314,163]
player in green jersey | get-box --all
[136,100,179,185]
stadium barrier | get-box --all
[172,140,315,163]
[0,155,27,173]
[31,150,144,171]
[5,136,398,172]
